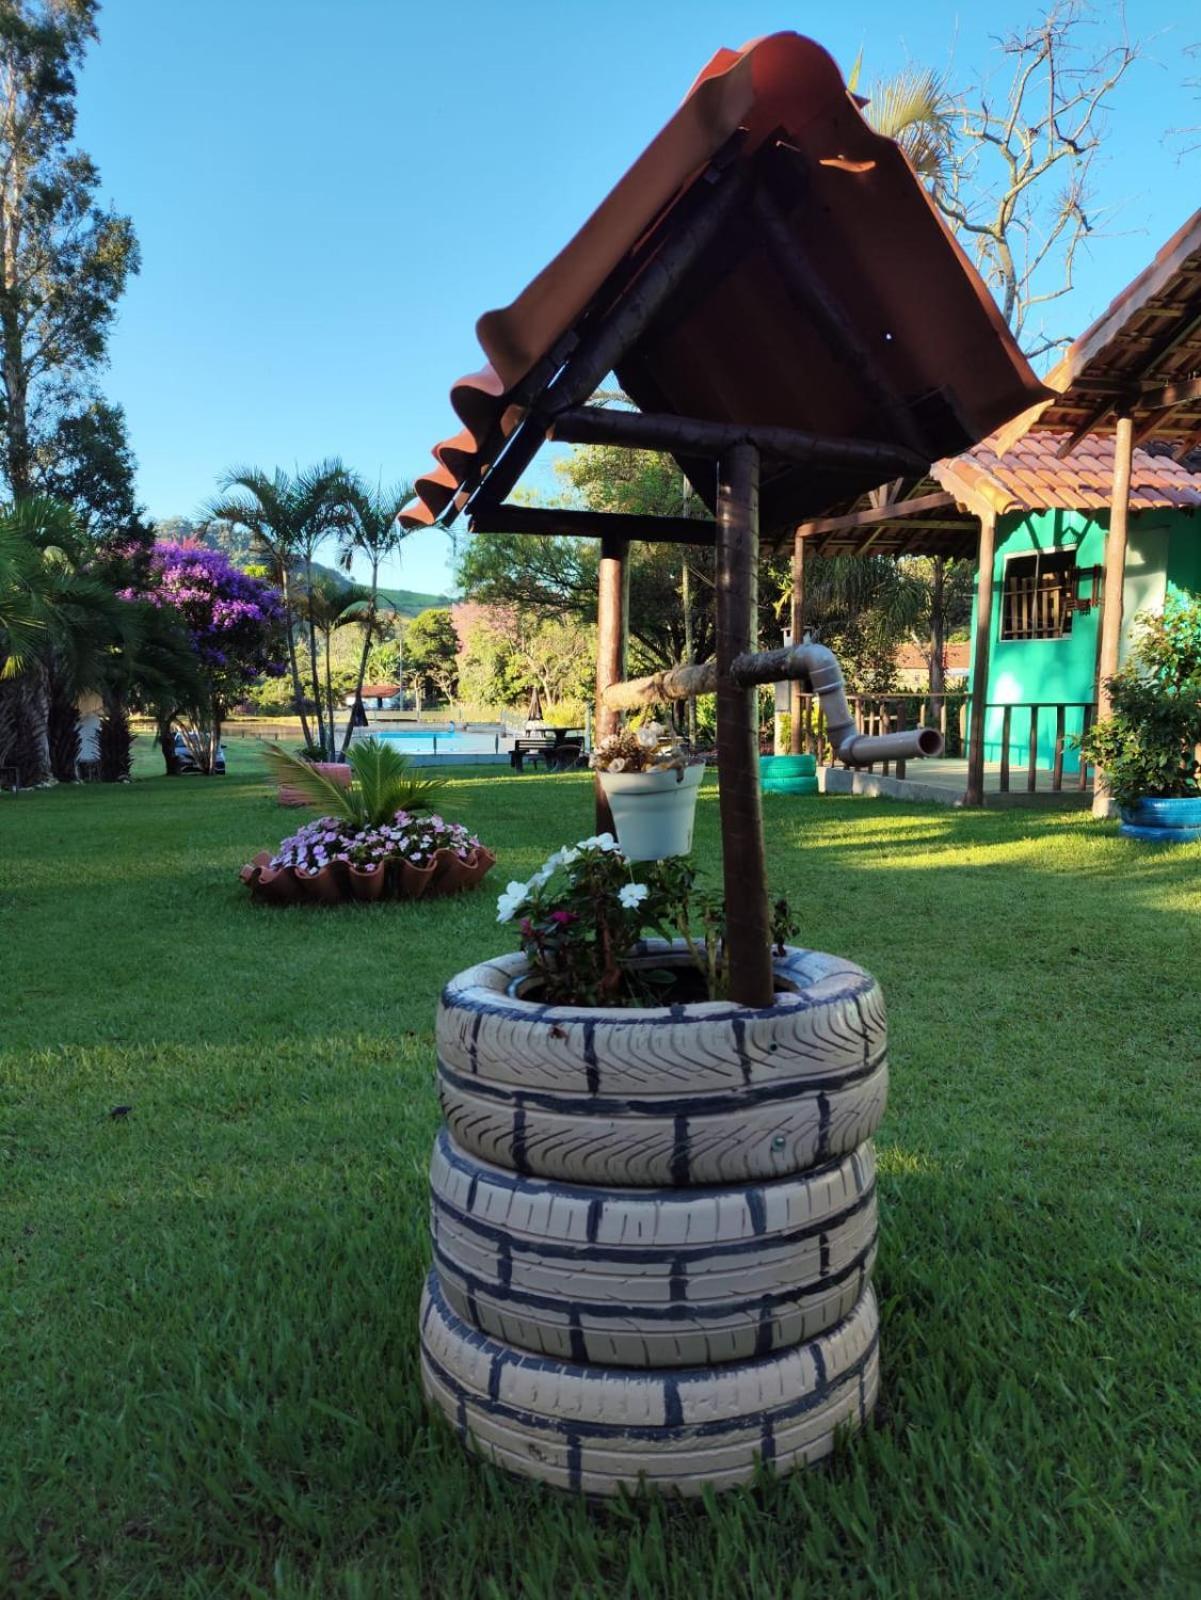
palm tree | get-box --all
[848,54,956,196]
[335,476,412,754]
[0,498,124,785]
[210,462,350,753]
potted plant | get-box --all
[278,743,353,807]
[1079,600,1201,842]
[421,834,886,1495]
[589,721,704,860]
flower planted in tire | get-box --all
[499,835,796,1006]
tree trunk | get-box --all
[278,567,313,749]
[11,666,52,785]
[98,694,133,782]
[341,558,379,755]
[158,715,181,775]
[303,558,327,756]
[928,557,947,721]
[47,675,81,781]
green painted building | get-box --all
[943,433,1201,774]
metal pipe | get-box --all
[602,640,944,767]
[737,642,944,767]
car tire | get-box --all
[419,1269,879,1496]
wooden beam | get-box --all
[964,508,997,806]
[460,151,750,521]
[468,504,714,544]
[1137,375,1201,410]
[796,491,957,537]
[1092,413,1134,818]
[715,443,774,1009]
[550,405,927,475]
[790,527,804,754]
[751,181,931,458]
[595,534,628,833]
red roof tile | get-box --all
[935,430,1201,517]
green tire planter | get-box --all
[761,754,819,795]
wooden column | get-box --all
[964,508,998,806]
[716,444,774,1008]
[789,527,805,754]
[1092,413,1134,819]
[595,534,628,832]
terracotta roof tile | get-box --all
[935,429,1201,516]
[402,32,1046,536]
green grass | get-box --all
[2,742,1199,1598]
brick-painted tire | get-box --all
[419,1270,879,1496]
[430,1129,877,1367]
[436,942,888,1185]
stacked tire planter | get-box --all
[420,938,887,1497]
[760,752,819,795]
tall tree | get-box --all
[130,541,285,774]
[335,476,411,753]
[0,2,139,497]
[404,607,460,707]
[210,462,349,753]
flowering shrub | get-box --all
[588,721,685,774]
[271,809,484,874]
[498,835,797,1007]
[270,816,358,872]
[398,812,482,867]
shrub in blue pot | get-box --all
[1078,600,1201,843]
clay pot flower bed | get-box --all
[241,737,496,905]
[242,811,495,904]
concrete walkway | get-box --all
[821,758,1093,808]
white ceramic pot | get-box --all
[598,762,705,860]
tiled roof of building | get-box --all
[935,430,1201,518]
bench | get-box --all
[510,738,555,773]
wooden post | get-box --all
[965,508,998,806]
[716,443,774,1009]
[789,527,805,755]
[595,534,628,833]
[681,557,697,749]
[1093,412,1134,818]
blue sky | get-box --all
[78,1,1200,597]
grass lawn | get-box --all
[2,741,1199,1598]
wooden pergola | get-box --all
[401,32,1045,1003]
[995,206,1201,815]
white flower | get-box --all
[496,880,529,923]
[580,832,620,853]
[607,757,626,772]
[618,882,649,910]
[635,727,658,749]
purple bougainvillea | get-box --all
[126,542,286,713]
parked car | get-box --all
[173,732,226,775]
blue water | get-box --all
[371,729,502,755]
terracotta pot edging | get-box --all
[241,845,497,906]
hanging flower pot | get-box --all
[347,862,389,901]
[598,762,705,861]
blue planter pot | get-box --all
[1118,796,1201,843]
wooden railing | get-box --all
[785,695,1096,793]
[787,692,968,779]
[981,701,1095,794]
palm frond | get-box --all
[345,737,448,819]
[864,66,955,191]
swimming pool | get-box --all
[360,728,510,764]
